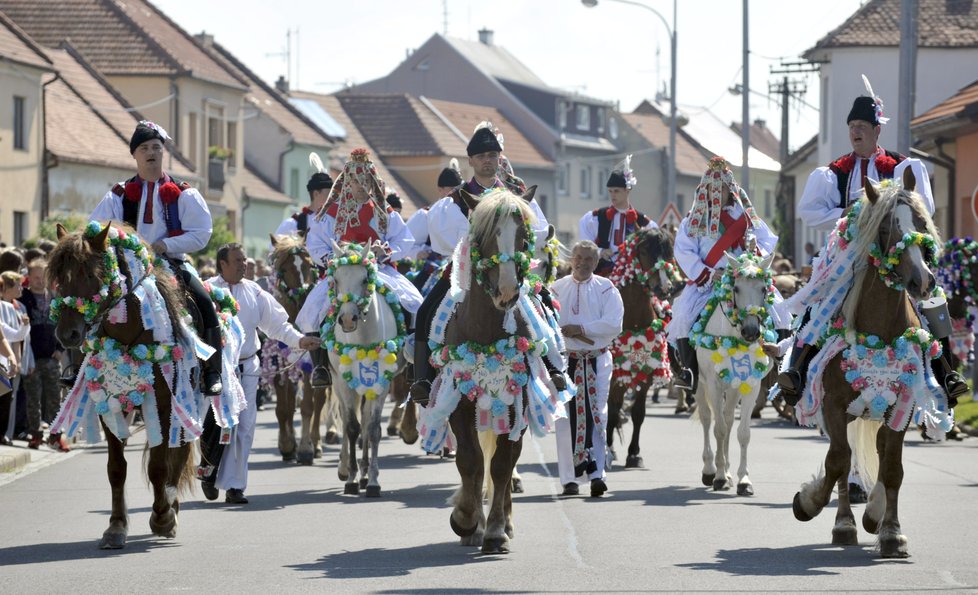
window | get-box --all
[576,104,590,131]
[208,114,224,150]
[597,168,609,196]
[557,101,567,129]
[596,108,606,133]
[188,112,199,165]
[580,166,591,199]
[13,211,27,246]
[536,193,549,217]
[226,121,237,169]
[290,168,300,199]
[820,76,828,143]
[764,189,773,218]
[13,96,26,151]
[557,162,570,195]
[608,116,619,140]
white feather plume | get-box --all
[309,152,325,174]
[449,157,460,173]
[861,74,875,99]
[473,120,493,133]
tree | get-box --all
[201,215,236,262]
[35,212,89,242]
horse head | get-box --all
[722,250,776,343]
[47,222,115,348]
[530,224,559,286]
[330,240,374,333]
[468,188,536,311]
[269,233,316,310]
[936,237,978,319]
[635,227,678,299]
[862,169,940,301]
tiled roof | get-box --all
[806,0,978,57]
[0,0,246,88]
[45,46,196,178]
[621,112,707,177]
[732,120,781,162]
[0,10,52,70]
[203,40,333,148]
[424,97,552,168]
[336,93,465,158]
[443,34,548,89]
[289,90,422,218]
[912,78,978,125]
[239,162,291,205]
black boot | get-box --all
[674,338,698,393]
[307,332,332,388]
[933,338,967,408]
[201,327,224,396]
[59,347,84,389]
[777,342,817,406]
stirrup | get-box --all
[943,370,968,406]
[59,367,78,389]
[409,380,432,406]
[674,368,694,391]
[311,366,332,388]
[202,369,223,396]
[777,369,803,405]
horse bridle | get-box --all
[470,208,535,293]
[275,246,314,304]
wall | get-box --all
[47,161,132,215]
[955,132,978,239]
[0,63,45,245]
[242,198,291,259]
[243,108,291,188]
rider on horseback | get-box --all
[409,122,552,405]
[777,78,968,406]
[274,152,332,240]
[88,121,224,396]
[300,148,423,387]
[669,157,791,393]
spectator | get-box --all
[0,249,24,274]
[0,271,30,445]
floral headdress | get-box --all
[686,156,760,239]
[319,148,388,237]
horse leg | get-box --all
[626,383,646,468]
[274,379,298,461]
[387,372,405,437]
[297,378,316,465]
[449,406,485,546]
[147,443,178,539]
[310,383,328,457]
[735,392,754,496]
[483,434,517,554]
[695,384,716,487]
[877,427,909,558]
[606,387,623,467]
[711,387,736,491]
[400,398,419,445]
[364,397,384,497]
[99,427,129,549]
[863,426,887,535]
[322,386,341,445]
[794,400,849,523]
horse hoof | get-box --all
[793,492,816,522]
[736,482,754,497]
[481,536,510,555]
[450,514,478,537]
[701,473,714,487]
[344,483,359,495]
[625,454,644,468]
[365,485,381,498]
[442,447,456,459]
[511,478,524,493]
[832,525,859,546]
[313,446,323,459]
[324,431,340,445]
[712,478,729,491]
[281,451,297,462]
[386,426,399,437]
[359,477,369,489]
[879,534,910,558]
[674,404,688,414]
[862,512,881,535]
[399,431,419,445]
[848,483,868,504]
[149,510,177,539]
[297,451,314,466]
[98,530,127,549]
[338,470,349,482]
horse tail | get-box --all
[479,429,498,502]
[142,439,196,499]
[848,417,881,493]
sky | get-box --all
[154,0,867,152]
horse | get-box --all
[792,172,952,558]
[937,237,978,373]
[417,188,568,554]
[47,222,242,549]
[689,251,777,496]
[322,241,410,497]
[605,228,681,468]
[266,234,337,464]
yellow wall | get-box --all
[0,63,46,245]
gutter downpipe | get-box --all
[41,72,61,220]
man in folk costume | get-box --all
[274,152,332,240]
[668,157,789,392]
[579,155,658,276]
[403,158,464,287]
[551,240,623,498]
[409,121,551,404]
[778,76,967,405]
[299,148,422,387]
[199,243,320,504]
[90,121,224,396]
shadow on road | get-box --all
[286,542,499,579]
[0,534,180,565]
[676,543,906,576]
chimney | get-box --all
[275,75,289,94]
[478,28,494,46]
[195,31,214,47]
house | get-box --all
[0,10,53,245]
[911,79,978,238]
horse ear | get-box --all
[56,223,68,240]
[546,224,555,242]
[360,242,371,261]
[330,239,342,256]
[760,252,776,271]
[724,250,739,266]
[864,178,879,204]
[88,222,111,250]
[521,185,537,203]
[902,166,916,192]
[459,188,480,214]
[269,233,279,247]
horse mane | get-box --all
[636,227,675,263]
[842,183,941,325]
[269,235,306,266]
[468,189,536,248]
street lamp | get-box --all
[583,0,677,213]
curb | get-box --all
[0,447,31,474]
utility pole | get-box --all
[897,0,917,154]
[741,0,750,196]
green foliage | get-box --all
[954,394,978,428]
[201,215,236,261]
[207,146,233,160]
[35,212,89,243]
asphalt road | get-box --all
[1,395,977,593]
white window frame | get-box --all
[576,104,590,131]
[579,166,591,199]
[557,162,570,195]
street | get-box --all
[1,396,977,593]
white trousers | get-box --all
[216,355,258,492]
[554,350,611,485]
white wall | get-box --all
[0,63,46,245]
[48,161,133,215]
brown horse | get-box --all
[48,222,195,549]
[267,234,336,464]
[792,173,946,558]
[606,228,679,468]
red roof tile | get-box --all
[912,78,978,125]
[336,93,465,158]
[0,10,52,70]
[621,112,705,177]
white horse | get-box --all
[326,241,409,497]
[691,251,776,496]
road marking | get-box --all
[530,437,588,569]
